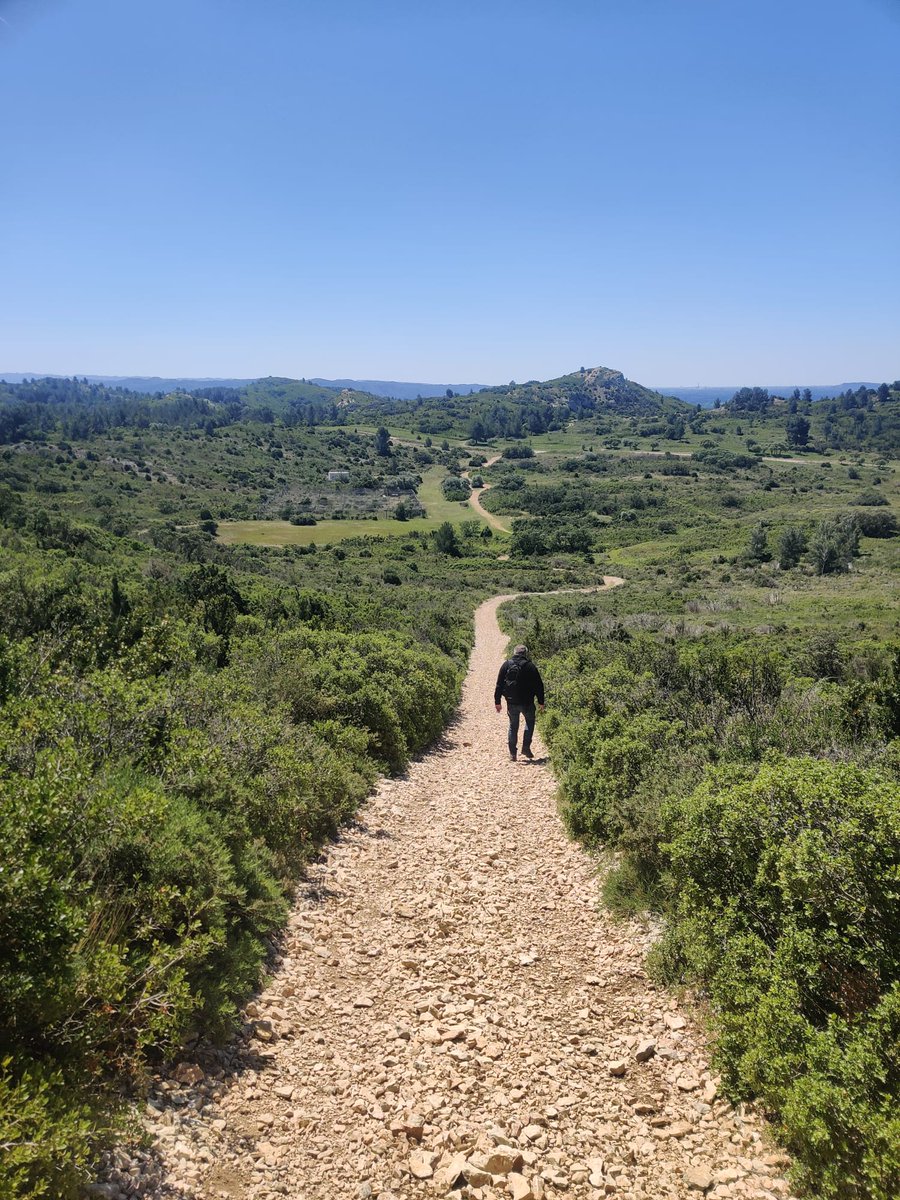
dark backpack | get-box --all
[502,657,525,700]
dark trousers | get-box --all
[507,702,536,756]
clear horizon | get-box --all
[2,0,898,383]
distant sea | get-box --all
[658,384,878,408]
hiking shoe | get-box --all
[509,752,517,761]
[521,747,534,760]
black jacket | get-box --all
[494,654,545,707]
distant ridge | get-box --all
[0,372,487,400]
[0,373,258,393]
[2,373,887,406]
[309,378,486,399]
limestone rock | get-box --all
[635,1038,656,1062]
[396,1112,425,1139]
[666,1120,694,1139]
[438,1152,471,1190]
[173,1062,205,1085]
[409,1149,438,1179]
[466,1164,493,1187]
[508,1173,535,1200]
[473,1147,524,1176]
[685,1164,714,1191]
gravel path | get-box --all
[463,455,509,533]
[105,587,793,1200]
[467,484,509,533]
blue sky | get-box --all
[2,0,898,385]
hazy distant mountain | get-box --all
[309,378,486,399]
[2,372,884,407]
[659,384,881,408]
[0,373,258,393]
[0,373,486,400]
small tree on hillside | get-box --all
[786,414,811,447]
[808,514,859,575]
[433,521,460,556]
[746,522,771,563]
[778,526,808,569]
[375,427,391,456]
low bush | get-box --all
[655,757,900,1200]
[855,489,888,506]
[854,509,898,538]
[0,1060,99,1200]
[693,447,761,471]
[441,476,471,501]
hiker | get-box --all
[494,643,545,761]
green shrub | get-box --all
[0,1060,99,1200]
[441,476,471,501]
[854,509,898,539]
[778,525,808,569]
[809,513,860,574]
[656,756,900,1200]
[232,627,459,774]
[694,447,761,471]
[855,489,888,506]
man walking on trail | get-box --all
[494,644,545,762]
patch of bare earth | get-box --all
[96,586,793,1200]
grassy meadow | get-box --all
[217,465,484,545]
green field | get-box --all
[218,466,485,545]
[417,464,483,520]
[217,515,448,545]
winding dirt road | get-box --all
[464,455,509,534]
[120,582,793,1200]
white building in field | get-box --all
[327,469,350,482]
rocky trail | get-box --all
[99,587,794,1200]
